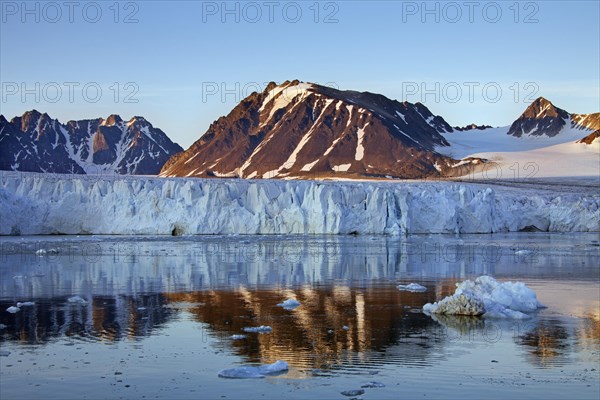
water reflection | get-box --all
[0,234,598,374]
[0,294,173,344]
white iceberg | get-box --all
[423,276,544,319]
[243,325,272,333]
[397,283,427,292]
[16,301,35,307]
[277,299,301,310]
[6,306,20,314]
[231,334,247,340]
[218,360,288,379]
[67,296,88,304]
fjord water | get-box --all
[0,234,598,399]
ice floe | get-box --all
[218,360,288,379]
[277,299,301,310]
[397,283,427,292]
[6,306,20,314]
[67,296,88,304]
[243,325,272,333]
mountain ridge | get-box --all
[0,111,183,175]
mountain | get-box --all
[507,97,600,138]
[160,80,470,179]
[0,111,182,175]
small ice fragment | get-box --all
[243,325,272,333]
[16,301,35,307]
[137,307,146,311]
[67,296,88,304]
[327,329,334,334]
[397,283,427,292]
[6,306,20,314]
[231,334,247,340]
[342,325,350,331]
[277,299,301,310]
[0,324,7,329]
[341,389,365,397]
[0,350,11,357]
[361,381,386,388]
[218,360,288,379]
[36,248,58,256]
[515,250,533,255]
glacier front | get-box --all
[0,172,598,235]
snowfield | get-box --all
[0,172,598,235]
[437,125,600,178]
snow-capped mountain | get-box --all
[0,110,183,175]
[507,97,599,138]
[160,80,467,179]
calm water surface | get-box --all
[0,233,598,399]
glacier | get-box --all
[0,172,598,235]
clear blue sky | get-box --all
[1,0,599,148]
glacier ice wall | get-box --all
[1,172,598,235]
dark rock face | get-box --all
[576,130,600,145]
[160,80,461,179]
[454,123,493,131]
[0,111,182,175]
[507,97,599,138]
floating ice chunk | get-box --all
[243,325,272,333]
[277,299,301,310]
[36,248,58,256]
[361,381,386,388]
[67,296,88,304]
[16,301,35,307]
[397,283,427,292]
[514,250,533,255]
[0,324,7,329]
[231,334,247,340]
[423,276,543,318]
[342,325,350,331]
[6,306,20,314]
[218,360,288,379]
[341,389,365,397]
[0,350,11,357]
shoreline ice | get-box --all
[1,173,598,235]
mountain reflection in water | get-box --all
[0,234,598,374]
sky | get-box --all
[1,0,599,149]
